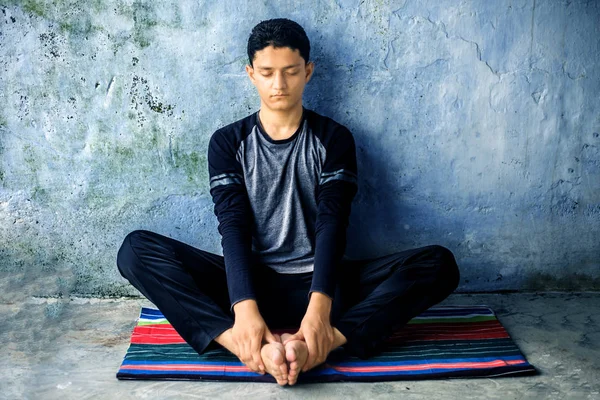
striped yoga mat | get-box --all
[116,305,536,382]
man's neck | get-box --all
[258,104,304,141]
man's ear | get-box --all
[246,64,256,84]
[305,61,315,83]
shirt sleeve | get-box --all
[208,128,256,311]
[309,126,358,299]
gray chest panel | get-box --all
[236,122,326,273]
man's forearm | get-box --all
[310,226,340,299]
[233,298,260,316]
[307,291,332,317]
[224,253,256,311]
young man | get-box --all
[117,18,459,386]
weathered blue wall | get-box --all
[0,0,599,299]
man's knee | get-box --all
[427,245,460,292]
[116,230,149,279]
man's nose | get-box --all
[273,72,287,90]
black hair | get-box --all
[247,18,310,66]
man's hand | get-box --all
[283,292,335,372]
[232,299,278,374]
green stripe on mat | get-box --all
[138,320,170,326]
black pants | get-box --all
[117,230,460,359]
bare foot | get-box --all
[281,333,308,385]
[260,342,288,386]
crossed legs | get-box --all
[117,230,459,384]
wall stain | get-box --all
[1,0,599,297]
[173,149,207,184]
[39,31,62,58]
[20,0,47,17]
[525,272,600,291]
[132,0,157,48]
[130,75,176,128]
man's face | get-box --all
[246,45,314,112]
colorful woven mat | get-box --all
[116,305,536,382]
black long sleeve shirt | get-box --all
[208,108,358,309]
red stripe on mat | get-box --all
[121,365,251,372]
[136,320,504,332]
[331,359,527,373]
[130,325,510,345]
[119,359,527,373]
[397,320,504,330]
[390,332,509,341]
[131,336,187,344]
[130,332,510,345]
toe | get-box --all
[269,368,284,384]
[272,344,286,363]
[275,374,287,386]
[288,361,298,375]
[288,373,298,386]
[286,347,297,363]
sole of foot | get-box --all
[260,342,288,386]
[281,334,309,385]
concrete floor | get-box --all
[2,293,600,400]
